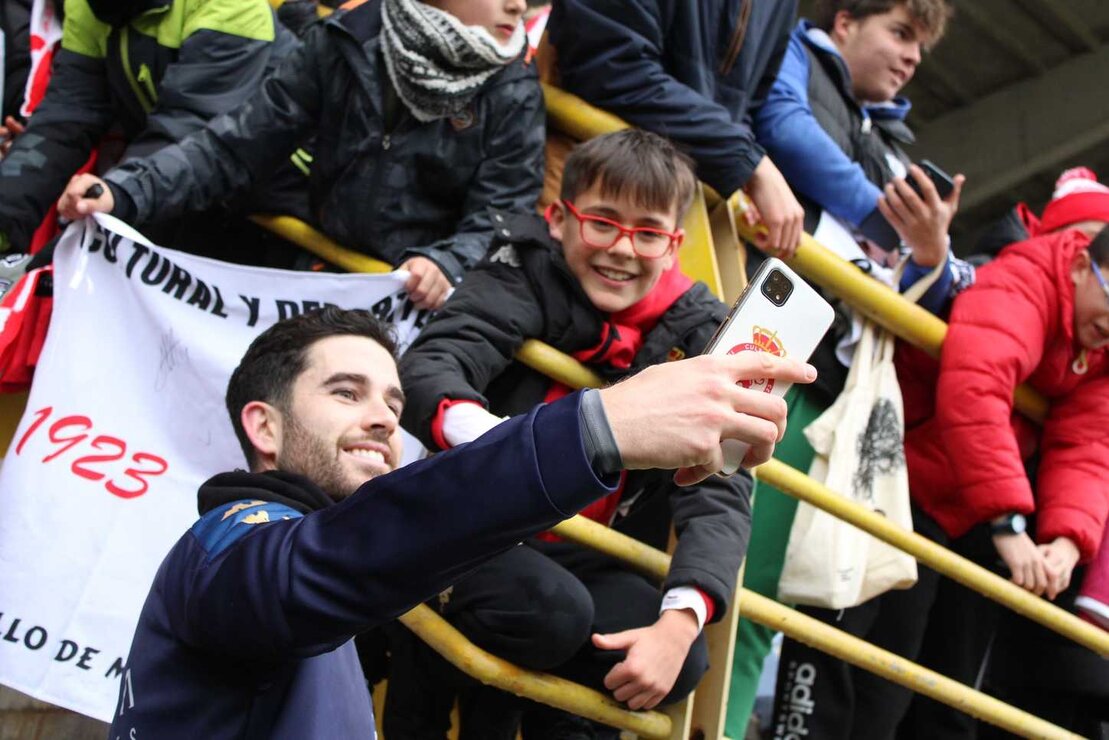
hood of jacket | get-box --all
[197,469,335,516]
[86,0,169,26]
[992,228,1094,350]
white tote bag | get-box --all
[777,258,944,609]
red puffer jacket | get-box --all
[900,230,1109,561]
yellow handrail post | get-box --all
[678,185,727,303]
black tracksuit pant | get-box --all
[385,537,709,739]
[770,507,955,740]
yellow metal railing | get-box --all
[399,605,672,739]
[553,517,1082,740]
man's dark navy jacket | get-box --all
[108,393,617,739]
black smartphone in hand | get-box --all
[860,160,956,251]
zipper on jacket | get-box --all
[137,63,158,106]
[120,26,155,114]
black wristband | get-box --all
[579,389,623,476]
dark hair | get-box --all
[812,0,953,46]
[560,129,698,223]
[225,307,397,467]
[1090,225,1109,267]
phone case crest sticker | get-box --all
[726,326,785,393]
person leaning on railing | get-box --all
[58,0,546,310]
[547,0,806,257]
[393,130,755,739]
[105,306,814,740]
[895,171,1109,740]
[0,0,302,258]
[727,0,964,735]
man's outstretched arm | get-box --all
[168,353,814,660]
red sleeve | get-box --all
[1035,374,1109,561]
[429,398,485,451]
[935,260,1051,524]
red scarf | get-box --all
[537,265,693,539]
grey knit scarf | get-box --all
[380,0,525,123]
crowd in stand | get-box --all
[1,0,1106,737]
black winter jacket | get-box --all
[0,0,297,251]
[548,0,796,198]
[104,0,546,282]
[1,0,33,119]
[399,211,752,620]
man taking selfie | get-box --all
[107,307,815,739]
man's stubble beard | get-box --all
[276,413,359,503]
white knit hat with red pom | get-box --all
[1040,167,1109,233]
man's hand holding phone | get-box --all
[598,352,816,486]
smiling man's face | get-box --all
[273,335,405,501]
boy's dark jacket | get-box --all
[109,395,619,739]
[0,0,297,250]
[102,0,546,281]
[400,211,751,619]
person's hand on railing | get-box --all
[58,174,115,221]
[1039,536,1080,601]
[598,351,816,485]
[0,115,26,158]
[398,256,451,310]
[593,608,699,711]
[993,531,1050,596]
[878,164,965,267]
[743,156,804,259]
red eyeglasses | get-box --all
[546,200,683,258]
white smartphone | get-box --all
[703,258,835,474]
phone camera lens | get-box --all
[762,269,794,307]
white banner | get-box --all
[0,215,431,720]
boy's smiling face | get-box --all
[832,5,931,103]
[548,182,680,314]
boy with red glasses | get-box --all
[391,129,759,738]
